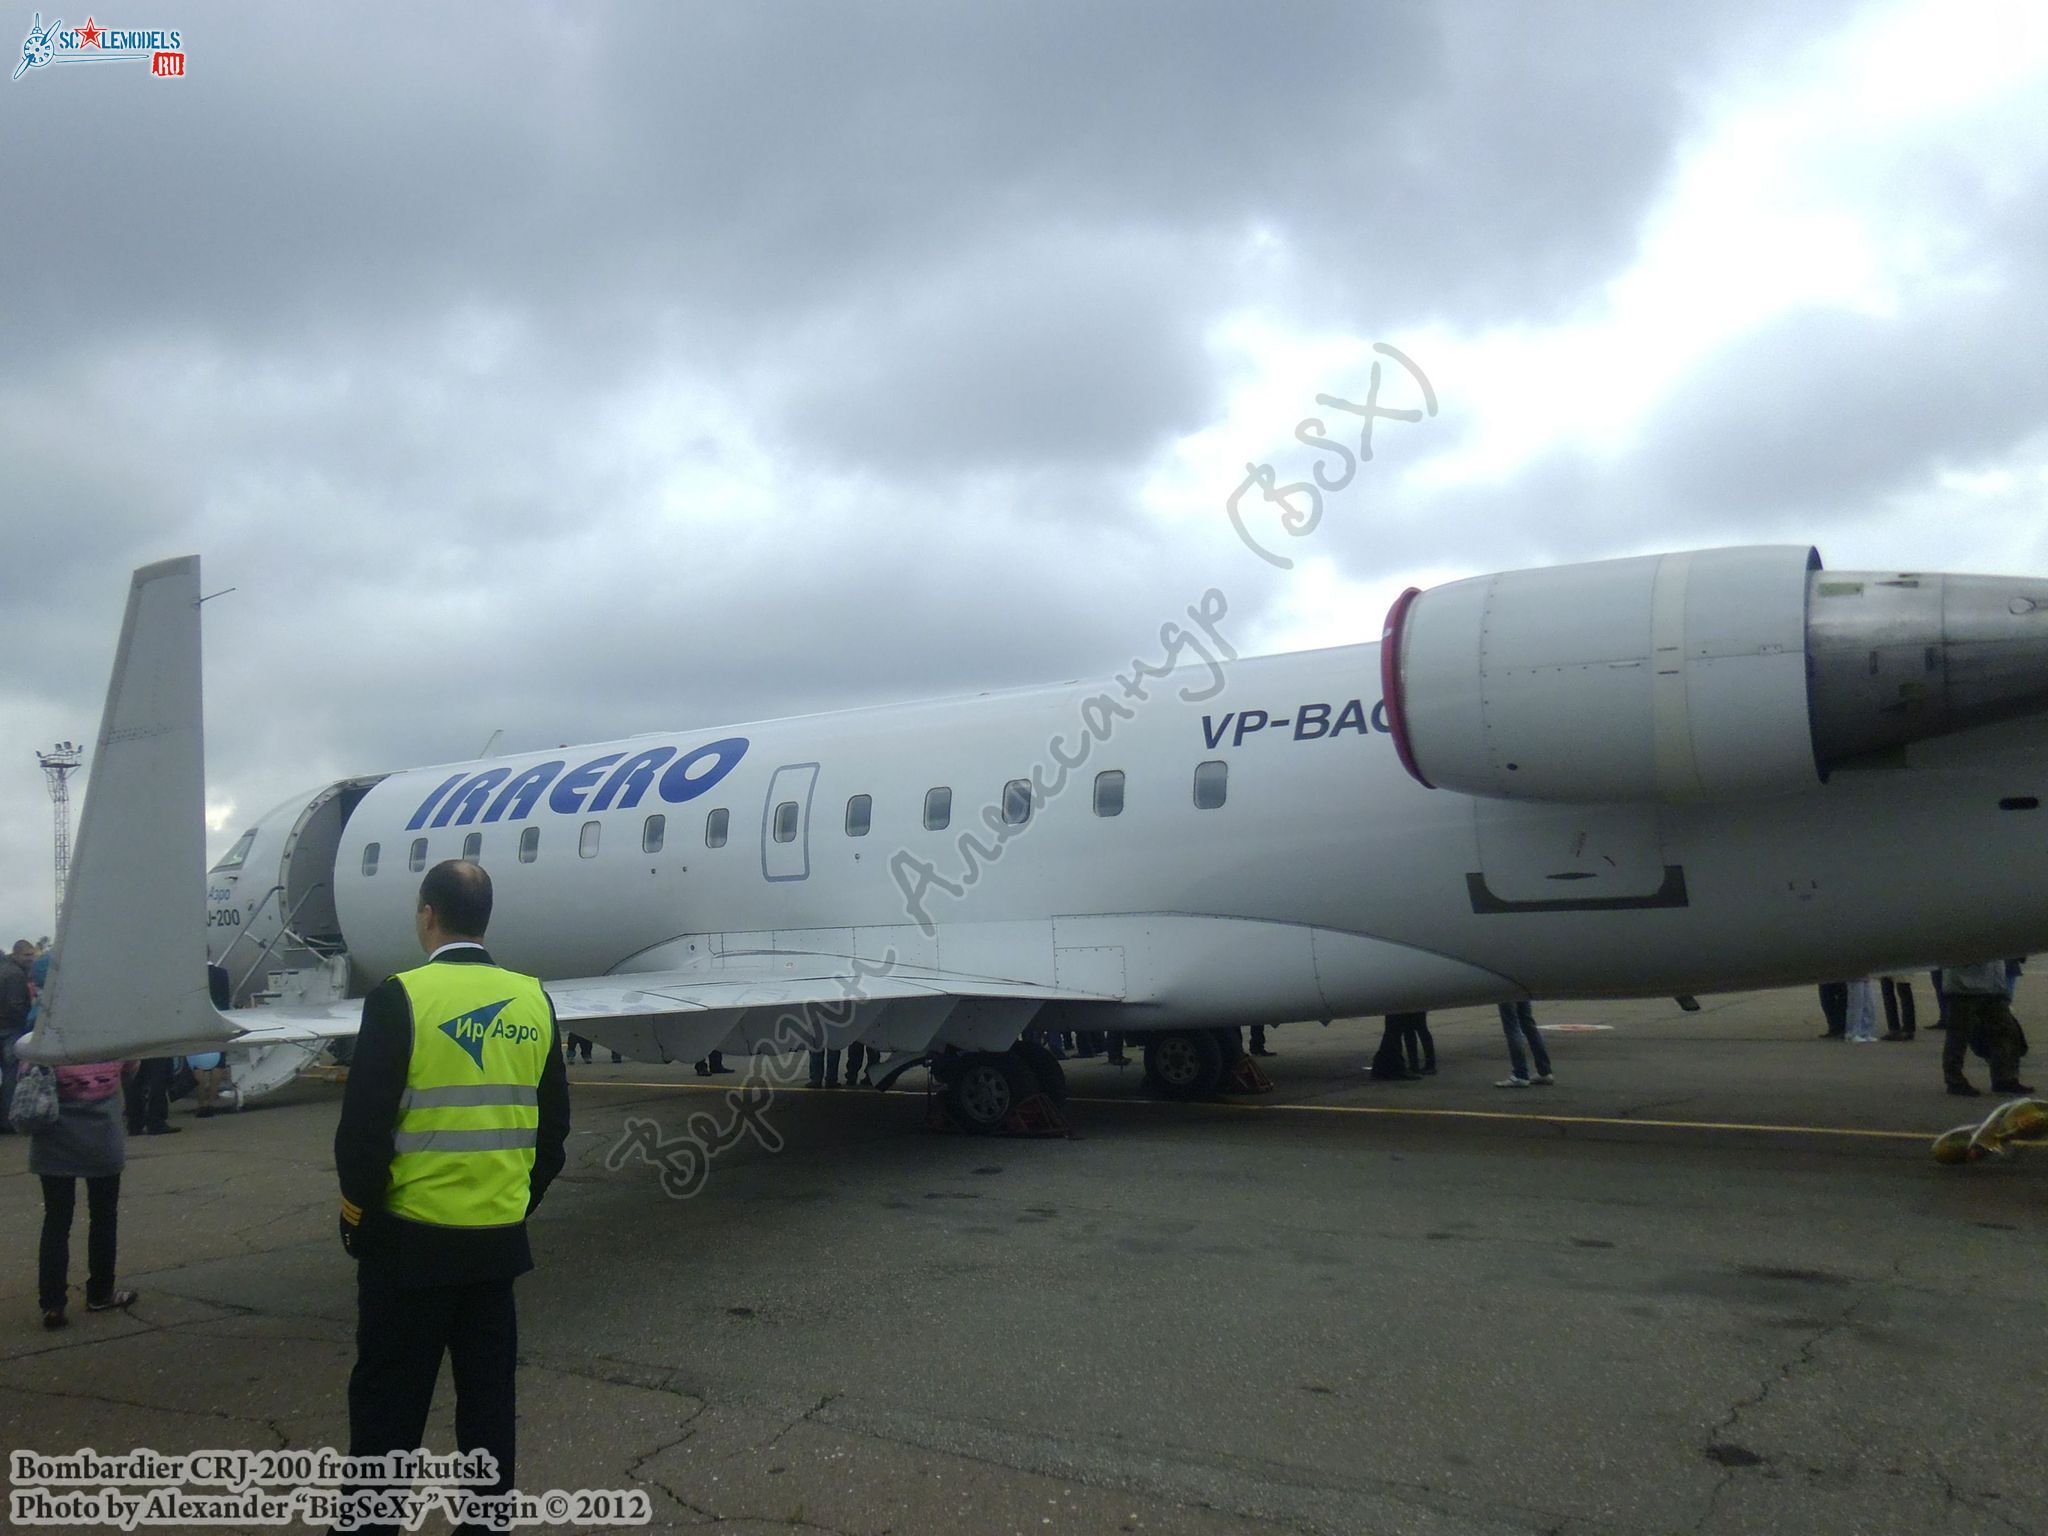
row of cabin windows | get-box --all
[358,762,1231,875]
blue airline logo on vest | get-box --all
[437,998,537,1070]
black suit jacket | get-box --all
[335,946,572,1287]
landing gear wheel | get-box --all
[1145,1029,1225,1100]
[947,1052,1033,1134]
[1011,1040,1068,1105]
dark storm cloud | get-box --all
[0,0,1989,943]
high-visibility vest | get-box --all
[384,960,552,1229]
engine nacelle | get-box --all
[1382,546,2048,804]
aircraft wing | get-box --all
[214,955,1116,1065]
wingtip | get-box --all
[131,554,200,586]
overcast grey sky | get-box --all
[3,0,2044,943]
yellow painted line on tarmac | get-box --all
[1069,1095,1934,1141]
[586,1077,1934,1142]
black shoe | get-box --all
[1106,1054,1131,1066]
[611,1053,623,1064]
[1991,1082,2035,1095]
[145,1124,182,1135]
[86,1289,137,1312]
[710,1063,735,1075]
[695,1061,712,1076]
[1819,1031,1846,1040]
[42,1308,66,1329]
[1947,1081,1982,1097]
[1251,1048,1277,1057]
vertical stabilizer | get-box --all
[22,557,231,1062]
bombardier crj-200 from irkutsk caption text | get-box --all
[24,547,2048,1127]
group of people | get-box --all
[1367,1003,1556,1088]
[1818,959,2032,1096]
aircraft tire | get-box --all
[1011,1039,1068,1105]
[947,1052,1033,1134]
[1145,1029,1225,1100]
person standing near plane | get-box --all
[1939,959,2030,1097]
[31,1056,139,1327]
[0,939,34,1132]
[1878,973,1918,1041]
[1495,1001,1554,1087]
[1816,981,1849,1040]
[334,860,570,1523]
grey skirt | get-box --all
[28,1091,127,1180]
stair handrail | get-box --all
[233,882,335,997]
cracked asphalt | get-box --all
[4,986,2045,1535]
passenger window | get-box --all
[579,820,601,858]
[409,837,428,873]
[1002,778,1033,825]
[924,786,952,830]
[773,800,799,843]
[518,826,539,864]
[461,832,482,863]
[642,814,665,853]
[1094,769,1125,817]
[845,794,871,837]
[705,808,729,848]
[361,842,380,877]
[1194,759,1228,810]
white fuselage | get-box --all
[211,640,2048,1027]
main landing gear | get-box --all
[1142,1028,1273,1100]
[925,1044,1071,1137]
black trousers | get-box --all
[39,1173,120,1311]
[1817,982,1848,1036]
[125,1058,171,1131]
[1398,1013,1435,1072]
[1943,994,2025,1088]
[1372,1014,1434,1077]
[348,1270,517,1531]
[1880,978,1917,1036]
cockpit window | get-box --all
[210,829,257,874]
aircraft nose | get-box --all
[1808,570,2048,767]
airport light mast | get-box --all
[38,740,83,923]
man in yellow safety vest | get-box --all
[335,859,570,1525]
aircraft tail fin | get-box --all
[22,557,232,1063]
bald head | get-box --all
[10,940,33,960]
[417,859,492,942]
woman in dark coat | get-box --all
[29,1058,138,1328]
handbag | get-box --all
[10,1063,60,1134]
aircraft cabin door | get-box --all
[761,762,820,882]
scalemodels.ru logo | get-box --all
[13,11,185,81]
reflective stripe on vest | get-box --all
[385,961,552,1230]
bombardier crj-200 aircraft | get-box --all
[25,547,2048,1129]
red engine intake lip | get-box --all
[1380,586,1434,790]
